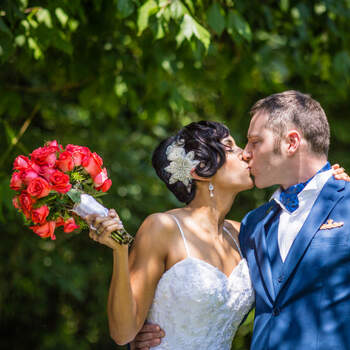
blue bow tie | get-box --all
[279,162,331,213]
[279,183,306,212]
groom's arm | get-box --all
[129,323,165,350]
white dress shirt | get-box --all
[271,169,333,262]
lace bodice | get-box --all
[147,216,255,350]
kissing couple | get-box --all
[86,90,350,350]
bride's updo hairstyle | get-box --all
[152,121,229,204]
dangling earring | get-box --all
[209,183,214,198]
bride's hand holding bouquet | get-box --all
[86,209,127,250]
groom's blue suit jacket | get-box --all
[239,176,350,350]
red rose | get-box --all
[30,146,58,167]
[96,178,112,192]
[65,145,91,167]
[31,205,49,224]
[56,151,74,172]
[10,172,24,191]
[27,177,51,198]
[12,196,20,209]
[30,221,56,240]
[18,192,34,218]
[49,170,72,193]
[56,217,65,227]
[13,155,31,171]
[84,152,103,177]
[63,217,80,233]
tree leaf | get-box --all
[183,0,195,14]
[227,10,252,42]
[179,14,211,50]
[28,37,43,59]
[137,0,158,35]
[117,0,135,18]
[207,2,226,36]
[193,19,211,50]
[36,8,53,28]
[181,13,195,40]
[55,8,69,27]
[170,0,188,19]
[156,19,166,39]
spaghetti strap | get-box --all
[223,226,243,257]
[170,215,191,257]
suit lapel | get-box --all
[253,201,280,304]
[277,177,345,297]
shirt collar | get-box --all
[271,168,333,212]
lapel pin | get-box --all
[320,219,344,230]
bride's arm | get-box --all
[87,212,174,345]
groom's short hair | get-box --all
[250,90,330,156]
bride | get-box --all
[85,121,347,349]
[86,121,254,349]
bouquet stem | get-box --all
[110,227,134,245]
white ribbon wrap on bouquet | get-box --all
[72,194,109,220]
[72,193,133,245]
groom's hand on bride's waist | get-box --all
[130,323,165,350]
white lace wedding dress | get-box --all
[147,215,255,350]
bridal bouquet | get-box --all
[10,140,132,244]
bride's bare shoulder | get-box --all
[129,213,179,259]
[139,212,177,233]
[133,212,179,246]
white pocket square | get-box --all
[320,219,344,230]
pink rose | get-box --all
[56,151,74,172]
[96,178,112,192]
[63,217,80,233]
[10,172,24,191]
[30,221,56,240]
[20,169,39,186]
[27,177,51,198]
[13,155,31,171]
[94,168,112,192]
[65,145,91,166]
[45,140,63,151]
[18,192,34,218]
[38,165,56,182]
[93,168,108,187]
[31,205,50,224]
[30,146,58,167]
[84,152,103,178]
[49,170,72,193]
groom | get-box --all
[132,90,350,349]
[239,90,350,349]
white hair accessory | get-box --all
[164,140,200,191]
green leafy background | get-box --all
[1,0,350,349]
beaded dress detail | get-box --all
[147,216,254,350]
